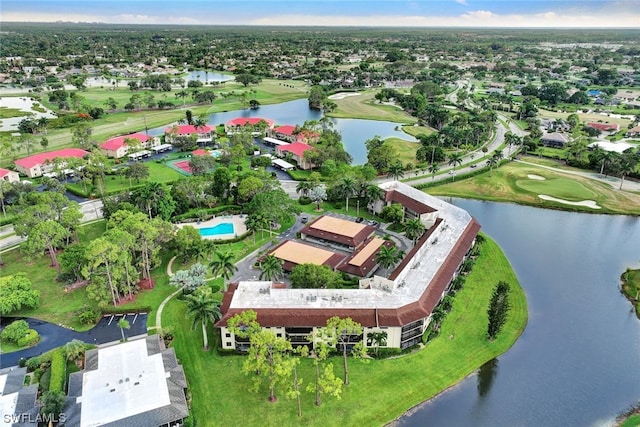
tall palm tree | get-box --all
[340,176,357,213]
[448,153,463,179]
[186,288,221,351]
[404,218,426,244]
[259,254,284,281]
[363,184,383,211]
[296,181,313,197]
[376,245,403,270]
[486,156,498,174]
[387,162,405,181]
[209,250,238,290]
[117,318,130,342]
[428,163,440,180]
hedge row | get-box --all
[172,205,242,223]
[49,349,65,393]
[16,329,40,347]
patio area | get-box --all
[177,214,248,240]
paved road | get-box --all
[0,313,148,368]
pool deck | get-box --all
[177,214,247,240]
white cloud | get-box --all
[455,0,468,5]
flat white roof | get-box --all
[263,137,289,146]
[588,141,635,154]
[272,158,295,170]
[128,150,152,159]
[151,143,173,151]
[229,181,474,311]
[0,392,18,427]
[79,339,171,427]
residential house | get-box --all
[275,142,315,170]
[165,124,214,144]
[0,168,20,183]
[540,132,570,148]
[14,148,89,178]
[100,133,160,159]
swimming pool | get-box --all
[199,223,234,237]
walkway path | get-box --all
[153,256,184,333]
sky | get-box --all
[1,0,639,28]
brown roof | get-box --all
[216,218,481,329]
[337,238,394,277]
[268,240,345,272]
[301,216,375,248]
[384,190,436,215]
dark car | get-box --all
[301,216,308,223]
[356,217,364,223]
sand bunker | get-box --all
[328,92,361,100]
[528,174,546,180]
[538,195,601,209]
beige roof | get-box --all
[349,238,384,267]
[311,216,367,238]
[272,241,334,265]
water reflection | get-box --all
[476,358,498,398]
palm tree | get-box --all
[428,163,440,180]
[296,181,313,197]
[387,162,405,181]
[175,90,188,107]
[376,245,403,270]
[363,184,383,211]
[486,156,498,174]
[448,153,463,179]
[117,318,130,342]
[404,218,426,244]
[259,254,284,281]
[186,288,221,351]
[340,176,357,213]
[209,250,238,290]
[63,339,87,368]
[618,153,638,190]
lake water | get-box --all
[184,70,235,83]
[148,99,417,164]
[396,199,640,427]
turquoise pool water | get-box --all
[199,223,234,237]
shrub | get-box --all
[298,196,312,205]
[26,356,42,372]
[39,369,51,393]
[77,305,99,325]
[17,329,40,347]
[49,349,65,393]
[374,348,402,359]
[0,319,29,343]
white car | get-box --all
[448,171,456,175]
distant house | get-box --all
[270,125,320,144]
[540,132,570,148]
[64,335,189,427]
[100,133,160,159]
[275,142,315,170]
[224,117,275,134]
[588,141,635,154]
[14,148,89,178]
[164,124,214,144]
[586,122,620,134]
[625,125,640,138]
[0,167,20,183]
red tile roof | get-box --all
[277,142,314,158]
[225,117,275,128]
[0,168,15,179]
[587,122,619,132]
[274,125,296,136]
[100,133,149,151]
[164,124,212,134]
[15,148,89,169]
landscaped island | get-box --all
[621,268,640,318]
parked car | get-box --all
[301,216,308,223]
[448,170,456,175]
[470,164,477,168]
[356,217,364,223]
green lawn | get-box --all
[622,414,640,427]
[402,124,434,137]
[426,161,640,215]
[328,91,417,123]
[0,106,27,119]
[165,235,527,426]
[621,269,640,318]
[385,137,420,166]
[515,178,597,201]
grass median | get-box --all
[165,234,527,426]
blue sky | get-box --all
[2,1,639,27]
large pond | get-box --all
[396,200,640,427]
[148,99,416,164]
[184,69,235,83]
